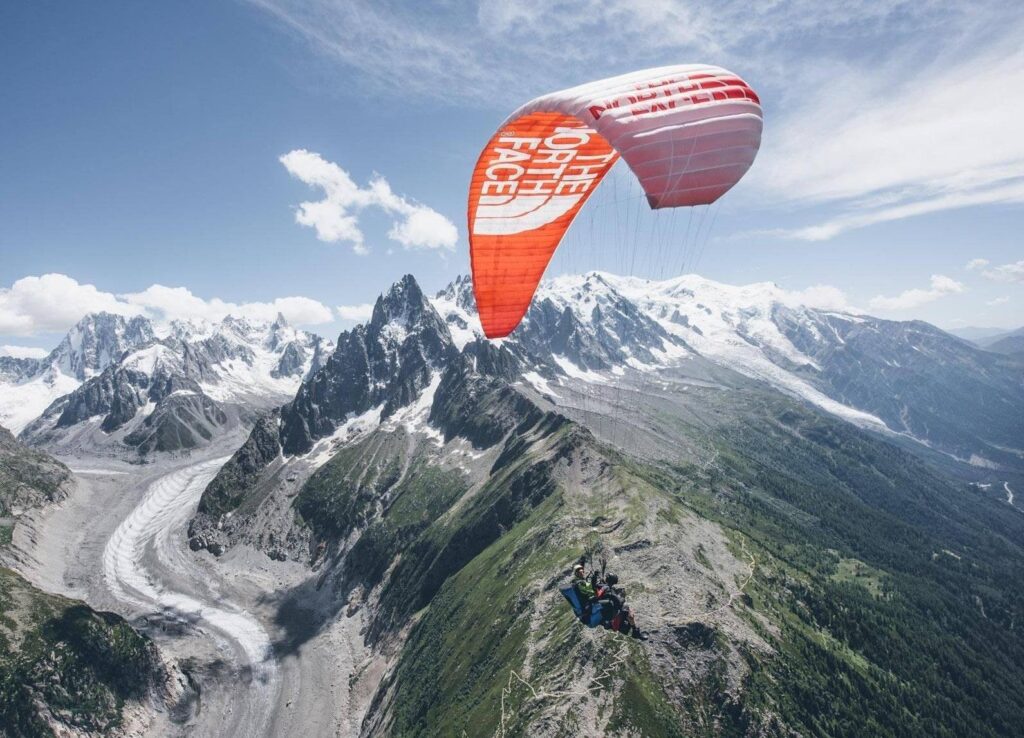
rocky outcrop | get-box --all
[0,567,179,736]
[0,425,70,520]
[197,410,283,517]
[123,391,229,454]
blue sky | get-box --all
[2,1,1021,355]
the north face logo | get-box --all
[473,125,617,236]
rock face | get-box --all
[198,410,283,517]
[0,355,42,384]
[123,391,229,455]
[516,273,684,372]
[0,424,70,521]
[50,313,156,381]
[0,313,156,435]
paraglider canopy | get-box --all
[468,64,762,338]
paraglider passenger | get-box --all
[572,562,597,603]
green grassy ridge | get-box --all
[364,416,575,642]
[377,489,692,738]
[372,500,551,737]
[0,568,159,737]
[341,455,469,593]
[296,430,410,540]
[373,436,786,738]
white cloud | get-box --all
[0,273,334,338]
[387,206,458,251]
[279,149,457,254]
[336,303,374,323]
[772,179,1024,242]
[869,274,965,311]
[966,258,990,271]
[122,285,334,325]
[777,284,856,313]
[0,273,140,336]
[986,296,1010,306]
[268,296,335,324]
[0,345,49,359]
[981,260,1024,283]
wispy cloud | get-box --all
[279,149,457,255]
[869,274,964,311]
[746,9,1024,239]
[336,303,374,323]
[0,345,48,360]
[981,260,1024,283]
[775,180,1024,241]
[247,0,966,105]
[986,296,1010,306]
[0,273,334,337]
[966,258,990,271]
[251,1,1023,241]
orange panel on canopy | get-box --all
[468,111,618,338]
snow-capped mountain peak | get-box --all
[0,312,156,434]
[430,272,1022,468]
[1,311,331,440]
[50,312,155,381]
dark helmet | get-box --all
[605,573,619,586]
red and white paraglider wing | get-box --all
[468,65,762,339]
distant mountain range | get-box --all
[438,272,1024,472]
[947,325,1024,358]
[3,274,1020,469]
[1,311,331,453]
[190,270,1024,561]
[976,327,1024,359]
[946,326,1009,342]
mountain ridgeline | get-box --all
[188,273,1024,737]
